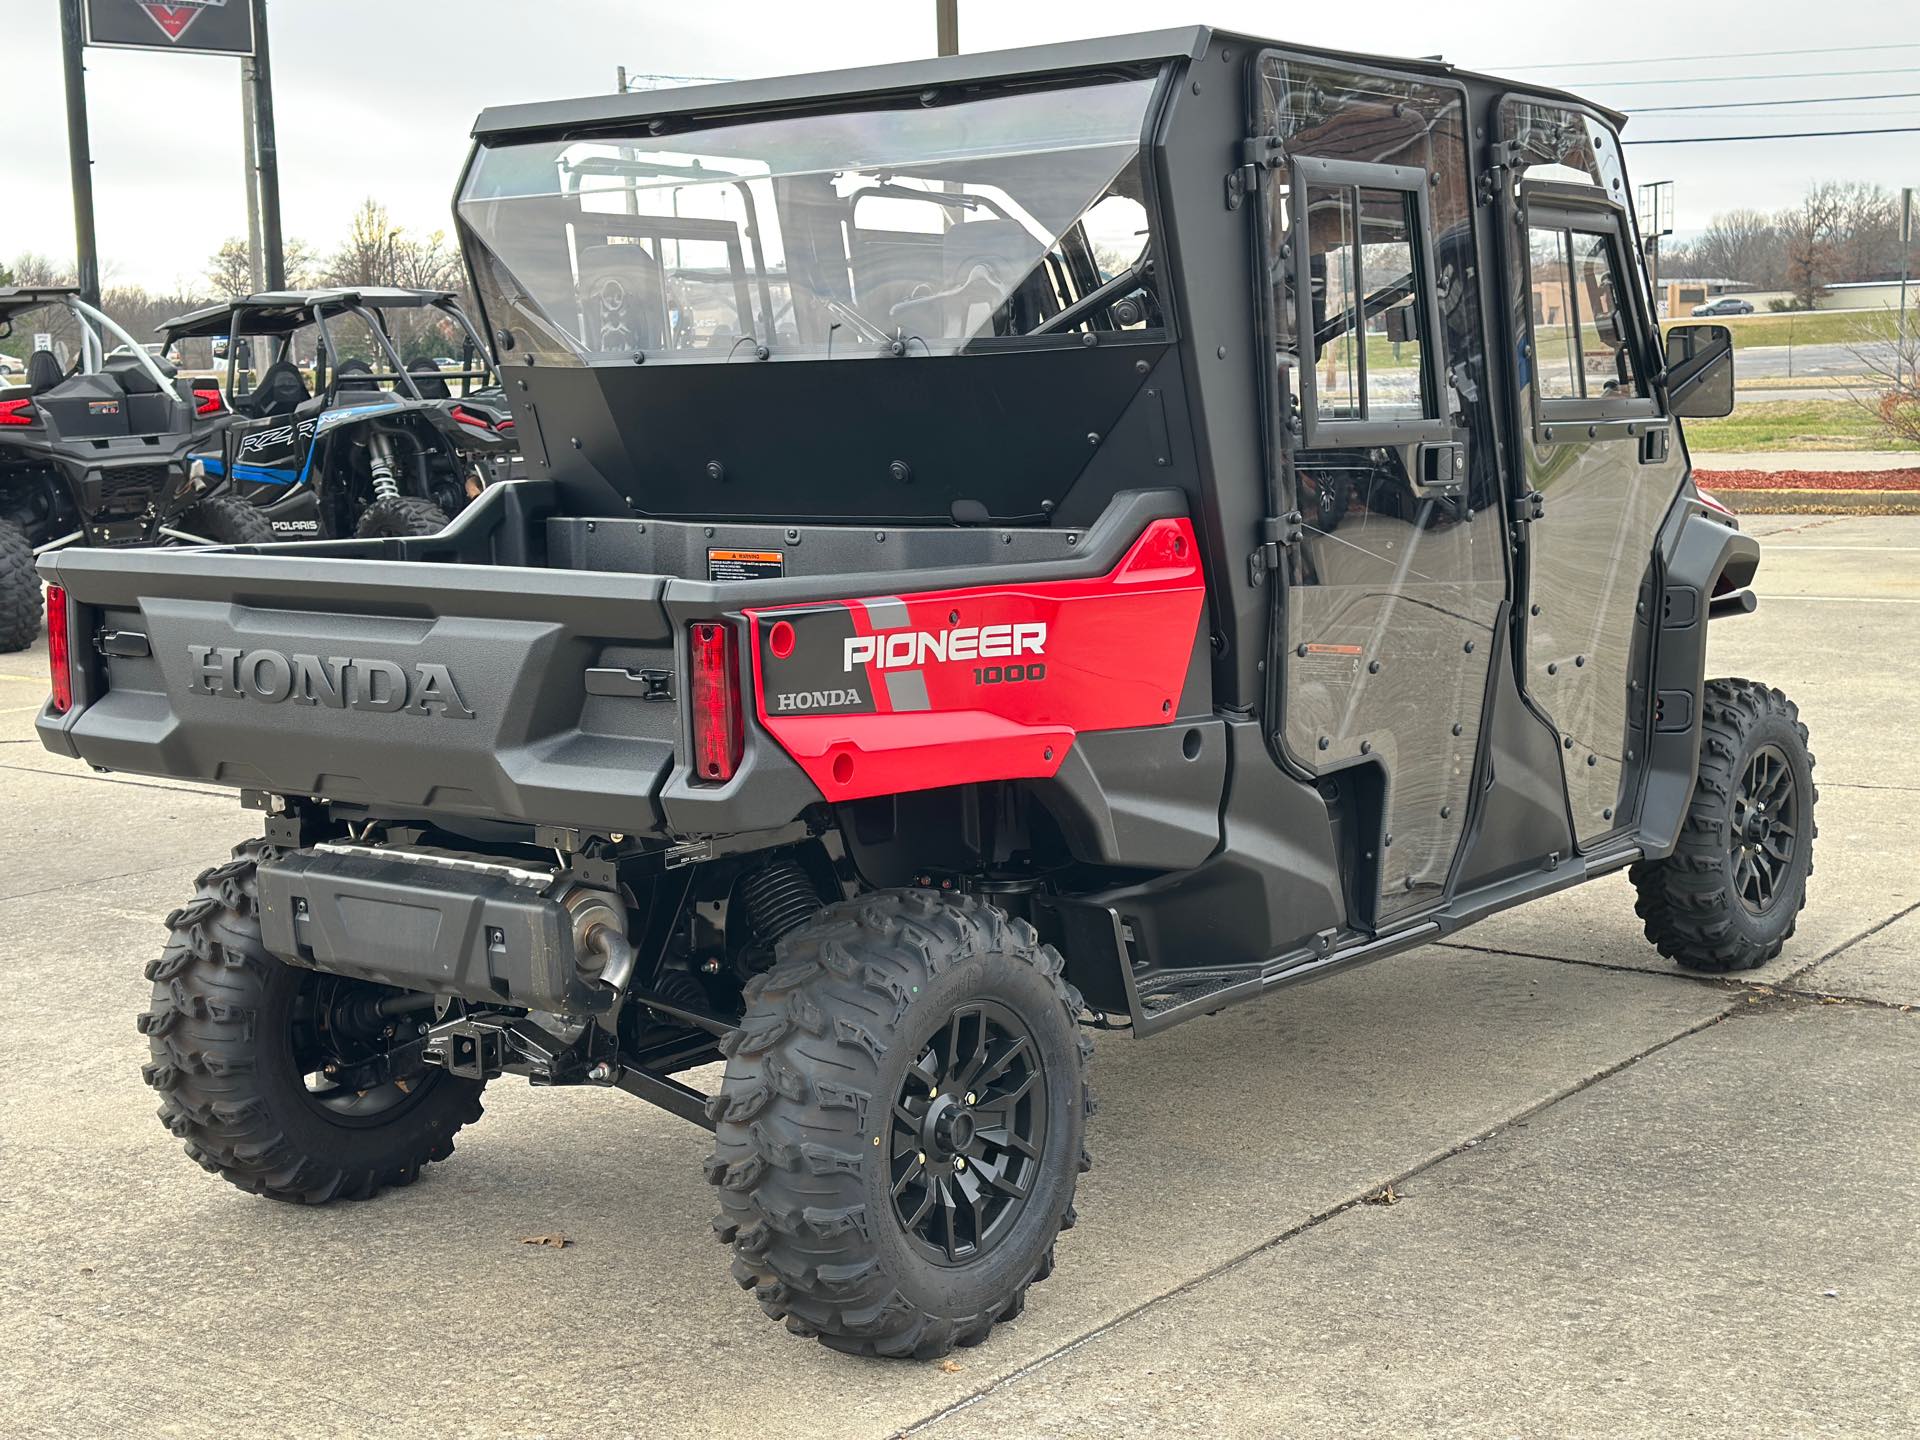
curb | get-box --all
[1721,488,1920,516]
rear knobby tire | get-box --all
[354,495,450,538]
[707,889,1093,1359]
[175,494,275,546]
[0,518,40,653]
[1631,678,1817,973]
[140,840,484,1202]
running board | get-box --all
[1041,895,1444,1038]
[1043,840,1643,1039]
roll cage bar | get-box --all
[197,294,500,404]
[0,288,177,392]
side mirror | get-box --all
[1666,323,1734,419]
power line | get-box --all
[1493,41,1920,71]
[1624,126,1920,145]
[1634,89,1920,113]
[1580,66,1920,89]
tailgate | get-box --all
[37,548,683,833]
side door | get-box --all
[1254,55,1510,932]
[1508,177,1682,846]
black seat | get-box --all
[406,358,450,400]
[104,353,164,395]
[334,358,380,393]
[26,350,64,394]
[244,360,308,417]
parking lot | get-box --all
[1,515,1915,1439]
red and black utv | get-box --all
[38,29,1806,1360]
[0,287,270,650]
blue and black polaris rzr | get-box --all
[160,287,521,540]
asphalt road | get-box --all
[1,518,1915,1439]
[1733,341,1884,382]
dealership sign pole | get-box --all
[57,0,100,306]
[63,0,280,299]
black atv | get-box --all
[159,288,521,542]
[0,287,271,651]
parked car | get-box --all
[1691,296,1755,317]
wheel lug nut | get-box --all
[965,1092,976,1104]
[955,1158,967,1171]
[917,1151,927,1164]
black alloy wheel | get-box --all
[889,1001,1048,1266]
[1730,743,1799,915]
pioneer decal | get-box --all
[185,646,474,718]
[842,622,1045,672]
[743,516,1207,802]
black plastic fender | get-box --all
[1638,506,1760,858]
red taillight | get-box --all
[1696,487,1737,521]
[192,385,225,416]
[0,397,35,426]
[47,583,73,714]
[689,621,743,784]
[449,404,495,432]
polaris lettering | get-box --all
[843,622,1045,672]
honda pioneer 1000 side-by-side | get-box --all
[159,288,520,540]
[39,30,1810,1359]
[0,288,273,651]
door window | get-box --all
[1289,158,1448,448]
[1524,213,1653,417]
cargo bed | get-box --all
[37,480,1183,838]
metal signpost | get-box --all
[60,0,283,303]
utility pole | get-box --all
[1899,186,1913,390]
[936,0,958,56]
[249,0,285,290]
[241,62,265,293]
[58,0,100,306]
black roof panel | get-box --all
[159,287,459,341]
[0,286,81,321]
[472,27,1210,140]
[469,25,1624,145]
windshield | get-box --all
[457,74,1164,364]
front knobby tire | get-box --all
[0,519,40,653]
[140,841,484,1202]
[1632,678,1818,973]
[706,889,1094,1359]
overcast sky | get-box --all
[4,0,1916,292]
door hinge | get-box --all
[1226,162,1258,210]
[1511,489,1545,524]
[1227,136,1279,210]
[1249,511,1303,586]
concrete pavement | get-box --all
[1693,451,1919,473]
[1,518,1915,1438]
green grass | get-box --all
[1681,398,1910,453]
[1662,310,1896,350]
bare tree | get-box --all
[1690,209,1784,287]
[206,238,254,299]
[1830,181,1903,284]
[1780,184,1845,308]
